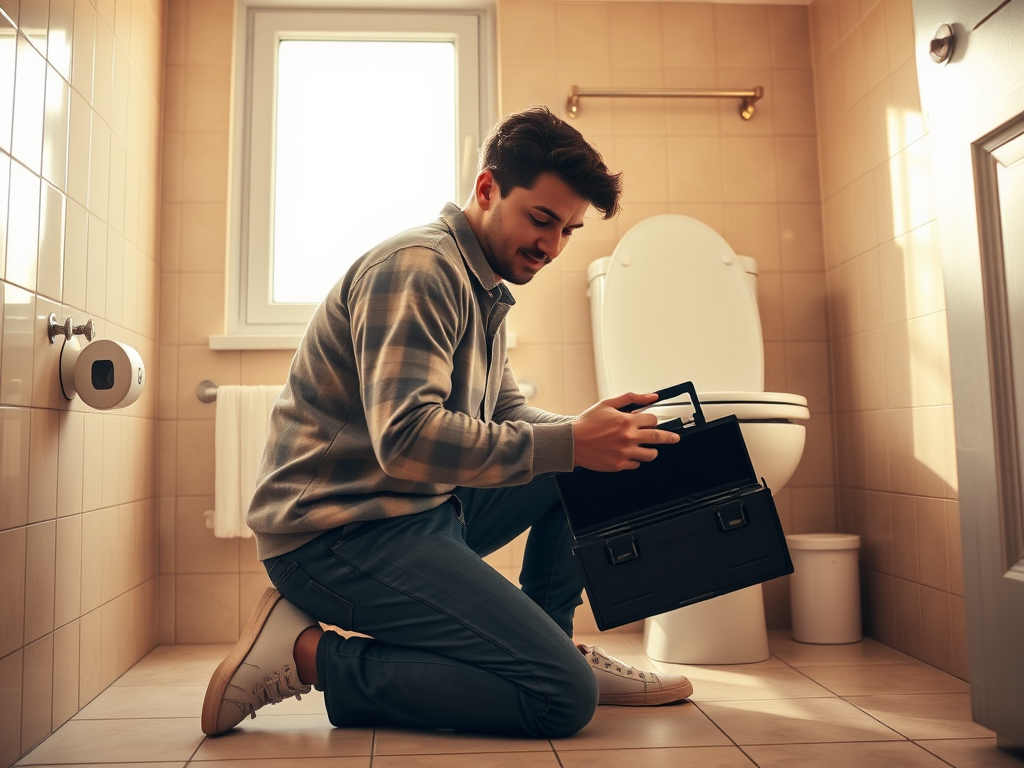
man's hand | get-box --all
[572,392,681,472]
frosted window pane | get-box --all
[273,40,457,304]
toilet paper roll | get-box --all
[74,339,146,410]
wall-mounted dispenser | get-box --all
[48,314,146,410]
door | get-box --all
[911,0,1024,746]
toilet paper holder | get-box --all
[47,313,96,344]
[46,313,146,410]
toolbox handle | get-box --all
[618,381,706,426]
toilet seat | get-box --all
[646,390,809,422]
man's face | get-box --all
[477,171,590,285]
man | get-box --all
[202,107,693,739]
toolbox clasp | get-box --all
[715,499,748,532]
[604,533,639,565]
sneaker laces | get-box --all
[577,644,650,681]
[229,664,312,721]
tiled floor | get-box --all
[16,631,1024,767]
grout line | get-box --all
[368,727,376,767]
[549,738,566,768]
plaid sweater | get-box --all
[248,204,576,559]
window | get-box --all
[216,5,492,348]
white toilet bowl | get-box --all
[587,214,810,664]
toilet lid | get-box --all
[600,215,763,395]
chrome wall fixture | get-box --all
[47,313,96,344]
[567,84,765,120]
[196,380,219,402]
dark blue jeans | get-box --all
[263,475,598,737]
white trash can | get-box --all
[786,533,862,644]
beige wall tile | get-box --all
[667,136,722,203]
[176,572,239,643]
[662,3,715,70]
[725,204,780,271]
[240,350,293,385]
[185,0,233,66]
[554,3,609,70]
[664,68,720,135]
[769,5,812,69]
[182,63,231,132]
[175,418,215,496]
[608,2,662,69]
[773,69,817,137]
[839,26,867,114]
[175,495,238,574]
[883,0,915,73]
[21,633,54,754]
[24,520,56,643]
[78,607,102,707]
[614,134,669,203]
[499,2,557,73]
[508,270,563,345]
[54,514,82,627]
[505,343,566,415]
[52,619,80,728]
[0,528,27,658]
[27,407,59,522]
[722,136,777,202]
[714,4,770,69]
[180,131,228,202]
[919,584,952,672]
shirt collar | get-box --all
[439,202,503,294]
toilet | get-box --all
[587,214,810,664]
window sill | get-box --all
[209,335,304,350]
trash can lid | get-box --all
[786,533,861,550]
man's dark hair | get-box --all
[478,106,622,220]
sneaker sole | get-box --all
[201,587,283,736]
[599,678,694,707]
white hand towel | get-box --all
[208,384,283,538]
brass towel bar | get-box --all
[567,84,764,120]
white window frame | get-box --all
[214,2,495,350]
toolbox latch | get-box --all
[715,499,747,532]
[604,533,639,565]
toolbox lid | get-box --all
[556,415,759,538]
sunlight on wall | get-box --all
[887,105,958,495]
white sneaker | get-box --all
[578,644,693,706]
[202,588,318,735]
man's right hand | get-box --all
[572,392,680,472]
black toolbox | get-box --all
[555,382,793,631]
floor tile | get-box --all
[558,745,756,767]
[74,684,207,719]
[743,741,952,767]
[797,662,970,696]
[917,738,1024,768]
[552,702,730,751]
[697,697,904,745]
[767,631,915,667]
[652,662,833,701]
[112,644,230,687]
[191,714,372,761]
[190,759,369,767]
[16,764,184,768]
[373,727,550,755]
[15,718,203,764]
[845,693,994,740]
[372,753,561,768]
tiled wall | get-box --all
[493,0,835,630]
[157,0,287,644]
[0,0,165,765]
[808,0,966,678]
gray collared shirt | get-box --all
[248,203,575,559]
